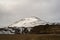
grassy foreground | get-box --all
[0,34,60,40]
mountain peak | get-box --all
[8,16,48,27]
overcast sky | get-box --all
[0,0,60,27]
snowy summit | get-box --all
[8,16,48,27]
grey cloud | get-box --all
[0,0,60,27]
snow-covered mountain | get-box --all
[8,16,48,27]
[0,17,60,34]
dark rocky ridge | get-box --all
[0,24,60,34]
